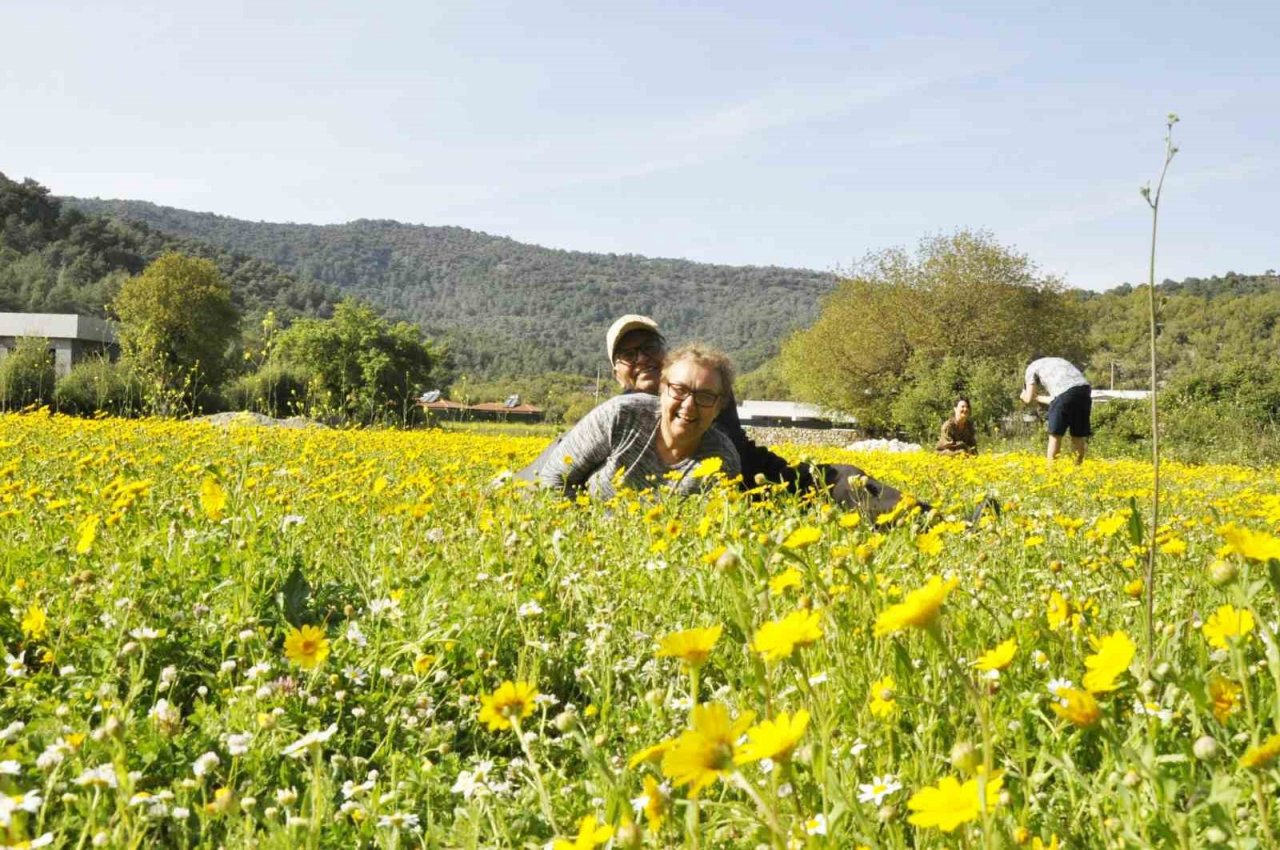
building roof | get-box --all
[417,398,469,410]
[469,402,543,414]
[0,312,117,344]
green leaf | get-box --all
[1128,497,1144,546]
[281,566,312,628]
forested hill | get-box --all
[1,174,338,323]
[1081,270,1280,389]
[65,197,838,376]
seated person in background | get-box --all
[936,397,977,455]
[537,343,741,497]
[526,315,923,518]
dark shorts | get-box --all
[1046,384,1092,438]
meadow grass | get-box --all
[2,411,1280,848]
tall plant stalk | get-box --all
[1140,114,1179,665]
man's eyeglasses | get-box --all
[663,381,722,408]
[614,343,665,365]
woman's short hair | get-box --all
[955,396,971,407]
[662,343,735,397]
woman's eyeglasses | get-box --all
[663,381,721,408]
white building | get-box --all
[736,399,856,429]
[0,313,119,377]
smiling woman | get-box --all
[537,344,742,497]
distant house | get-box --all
[468,401,544,423]
[736,400,856,430]
[417,397,470,421]
[0,313,119,377]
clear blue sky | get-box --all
[4,0,1276,290]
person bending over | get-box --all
[538,343,741,498]
[1020,356,1092,464]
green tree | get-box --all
[271,299,441,424]
[110,253,239,411]
[781,230,1087,427]
[889,353,1015,442]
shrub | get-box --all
[54,357,142,416]
[225,364,313,418]
[0,336,56,410]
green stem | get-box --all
[510,715,560,836]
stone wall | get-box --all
[744,426,860,448]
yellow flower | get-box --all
[283,624,330,670]
[972,638,1017,672]
[1159,537,1187,556]
[413,653,436,675]
[768,567,803,595]
[869,675,897,718]
[628,740,673,769]
[782,526,822,550]
[1123,578,1143,598]
[839,512,861,528]
[638,775,669,831]
[20,603,48,640]
[1082,631,1135,694]
[1241,733,1280,769]
[477,680,538,732]
[1209,677,1242,723]
[661,702,755,797]
[916,530,944,557]
[906,772,1003,832]
[691,456,723,479]
[200,476,227,521]
[75,513,100,555]
[1050,688,1101,727]
[751,609,824,663]
[1221,525,1280,562]
[735,709,810,764]
[1046,591,1071,632]
[874,575,958,637]
[1202,605,1255,650]
[1032,836,1060,850]
[655,625,723,668]
[1094,513,1126,536]
[553,814,614,850]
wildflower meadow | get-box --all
[3,411,1280,849]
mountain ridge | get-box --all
[65,196,839,377]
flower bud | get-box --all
[949,741,980,775]
[1209,559,1237,586]
[1193,735,1219,761]
[553,710,579,733]
[614,819,641,848]
[1122,769,1141,787]
[714,549,741,575]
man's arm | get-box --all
[537,400,618,492]
[1019,382,1037,405]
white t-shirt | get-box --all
[1025,358,1088,399]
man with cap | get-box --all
[518,315,920,519]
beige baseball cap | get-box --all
[605,314,661,363]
